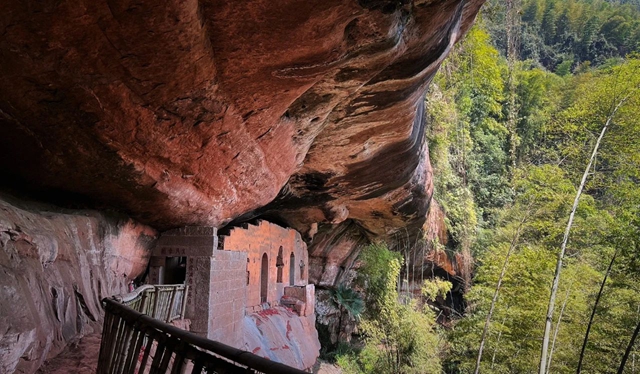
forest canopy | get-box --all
[330,0,640,373]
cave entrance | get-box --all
[260,253,268,303]
[163,256,186,284]
[289,253,295,285]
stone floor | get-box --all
[36,333,101,374]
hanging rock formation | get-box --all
[0,0,483,237]
[0,0,485,371]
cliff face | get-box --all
[0,195,155,373]
[0,1,485,371]
[0,0,483,238]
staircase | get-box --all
[98,284,308,374]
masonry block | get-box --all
[284,284,315,317]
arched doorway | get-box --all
[289,253,295,285]
[261,253,269,303]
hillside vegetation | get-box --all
[331,0,640,372]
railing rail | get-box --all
[98,285,308,374]
[113,284,188,323]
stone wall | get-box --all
[149,221,319,369]
[153,226,218,337]
[220,220,308,308]
[0,194,155,373]
[208,250,247,348]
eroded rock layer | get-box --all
[243,306,320,370]
[0,0,483,237]
[0,195,155,373]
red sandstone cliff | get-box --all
[0,1,485,371]
[0,0,483,238]
[0,195,155,373]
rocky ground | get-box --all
[35,333,101,374]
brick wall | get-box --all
[153,226,218,337]
[150,222,312,348]
[221,220,308,308]
[208,250,247,347]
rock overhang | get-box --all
[0,0,485,237]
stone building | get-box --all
[220,220,310,311]
[147,220,318,368]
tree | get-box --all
[474,210,527,374]
[332,284,365,342]
[576,249,617,373]
[618,320,640,374]
[344,243,443,374]
[538,78,632,374]
[447,165,605,373]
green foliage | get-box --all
[423,5,640,374]
[357,242,404,315]
[535,58,640,216]
[340,244,443,374]
[332,284,365,344]
[514,65,564,163]
[422,277,453,303]
[447,166,621,373]
[332,285,365,322]
[426,84,477,251]
[485,0,640,70]
[427,24,515,252]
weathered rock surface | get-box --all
[0,0,483,237]
[310,201,472,339]
[243,306,321,371]
[0,194,155,373]
[0,1,486,370]
[308,221,367,287]
[314,361,343,374]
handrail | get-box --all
[114,285,157,303]
[111,284,188,323]
[98,284,309,374]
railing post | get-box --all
[167,288,177,322]
[153,288,160,319]
[140,290,148,314]
[181,285,189,320]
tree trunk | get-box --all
[619,319,640,374]
[474,215,527,374]
[577,250,618,373]
[505,0,520,173]
[337,305,344,342]
[547,285,572,373]
[539,96,628,374]
[491,314,509,370]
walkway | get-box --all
[97,284,308,374]
[36,333,101,374]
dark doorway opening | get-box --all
[260,253,269,303]
[289,253,295,285]
[164,257,186,284]
[276,247,284,283]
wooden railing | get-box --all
[98,284,308,374]
[113,284,188,323]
